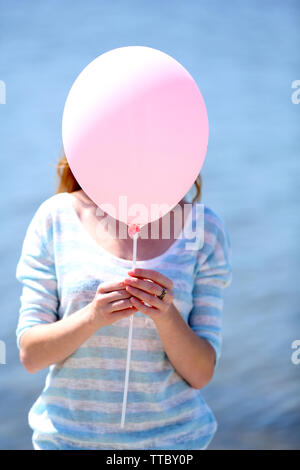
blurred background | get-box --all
[0,0,299,450]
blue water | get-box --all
[0,0,299,449]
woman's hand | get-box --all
[89,279,139,328]
[123,268,174,323]
[124,268,215,389]
[19,278,138,374]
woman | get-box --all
[16,153,232,450]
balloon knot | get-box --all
[128,223,141,238]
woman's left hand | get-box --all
[123,268,174,322]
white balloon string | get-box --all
[120,231,139,428]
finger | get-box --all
[110,298,134,312]
[127,268,173,290]
[125,285,163,309]
[97,279,125,293]
[129,296,157,315]
[112,306,139,321]
[124,277,163,296]
[102,289,131,303]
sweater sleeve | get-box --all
[15,199,59,349]
[187,208,232,368]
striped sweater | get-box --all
[15,191,232,450]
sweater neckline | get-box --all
[64,192,194,267]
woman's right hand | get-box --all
[19,278,138,374]
[89,279,139,327]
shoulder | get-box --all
[191,203,230,243]
[192,203,232,264]
[204,205,231,248]
[35,192,69,213]
[31,192,70,222]
[24,192,70,240]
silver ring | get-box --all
[158,288,167,300]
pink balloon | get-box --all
[62,46,209,227]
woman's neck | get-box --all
[70,190,189,261]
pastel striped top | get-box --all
[15,191,232,450]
